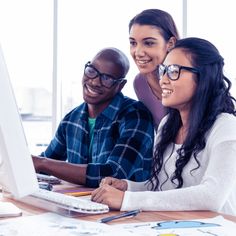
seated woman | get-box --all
[91,37,236,216]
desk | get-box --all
[1,183,236,225]
[8,200,236,224]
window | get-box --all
[0,0,53,154]
[187,0,236,94]
[1,0,235,155]
[57,0,183,115]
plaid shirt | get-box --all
[42,93,154,187]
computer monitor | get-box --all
[0,45,38,198]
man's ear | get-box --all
[167,37,177,52]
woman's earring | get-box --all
[167,46,174,53]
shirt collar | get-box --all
[101,92,124,121]
[81,92,124,121]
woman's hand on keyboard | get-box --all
[99,177,128,191]
[91,184,124,210]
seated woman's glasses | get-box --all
[158,64,199,81]
[84,61,125,88]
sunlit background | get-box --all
[0,0,235,154]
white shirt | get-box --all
[121,113,236,216]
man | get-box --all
[32,47,154,187]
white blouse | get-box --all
[121,113,236,216]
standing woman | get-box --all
[92,37,236,216]
[129,9,180,126]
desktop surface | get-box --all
[2,197,236,225]
[1,182,236,224]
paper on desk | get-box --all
[0,212,133,236]
[0,202,22,217]
[1,213,236,236]
[113,215,236,236]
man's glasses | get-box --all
[84,62,125,88]
[158,64,200,81]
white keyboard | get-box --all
[31,188,109,214]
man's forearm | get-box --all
[32,156,87,185]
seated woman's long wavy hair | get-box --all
[149,37,236,191]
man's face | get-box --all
[82,58,125,111]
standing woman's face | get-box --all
[129,24,172,74]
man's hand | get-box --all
[31,155,43,172]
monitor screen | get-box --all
[0,45,38,198]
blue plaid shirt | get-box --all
[42,93,154,187]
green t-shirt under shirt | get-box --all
[88,117,96,160]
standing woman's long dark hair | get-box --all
[150,37,236,190]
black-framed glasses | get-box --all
[158,64,200,81]
[84,61,125,88]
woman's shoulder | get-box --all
[133,73,148,90]
[133,73,165,126]
[207,113,236,142]
[154,115,169,139]
[158,114,169,127]
[215,113,236,126]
